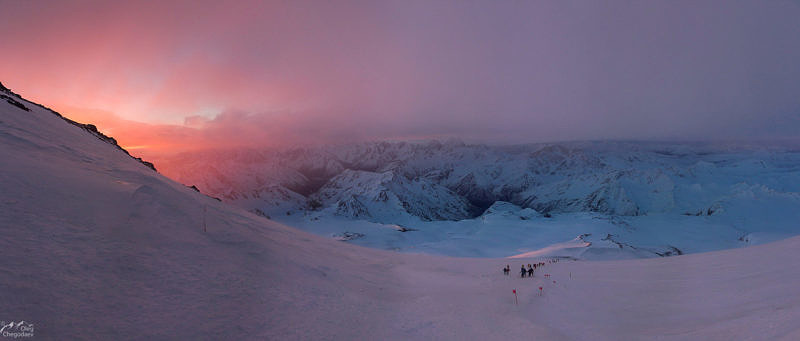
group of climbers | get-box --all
[502,259,557,278]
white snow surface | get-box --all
[2,85,800,339]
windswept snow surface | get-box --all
[2,85,800,339]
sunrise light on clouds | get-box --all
[1,0,799,156]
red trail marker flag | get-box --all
[513,289,518,305]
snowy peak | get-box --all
[480,201,540,220]
[313,169,473,223]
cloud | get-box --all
[1,0,799,156]
[60,105,386,156]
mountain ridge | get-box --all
[154,139,800,226]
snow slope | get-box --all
[2,83,800,340]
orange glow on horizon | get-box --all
[120,145,152,151]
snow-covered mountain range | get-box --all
[159,140,800,220]
[155,139,800,258]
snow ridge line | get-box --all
[0,81,157,172]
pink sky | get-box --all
[1,0,799,155]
